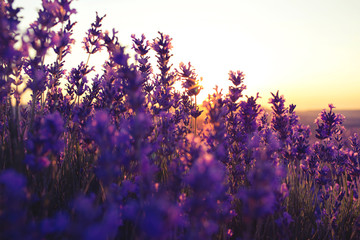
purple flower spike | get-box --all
[315,104,345,140]
[132,34,152,89]
[184,151,229,240]
[239,158,284,220]
[228,70,245,86]
[83,12,105,55]
[0,169,27,198]
[177,62,203,97]
[0,170,29,239]
[152,32,174,87]
[132,34,151,56]
[67,62,93,97]
[25,112,64,171]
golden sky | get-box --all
[16,0,360,110]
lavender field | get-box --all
[1,1,360,239]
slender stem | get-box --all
[194,94,197,136]
[29,90,37,133]
[15,83,20,136]
[85,52,91,66]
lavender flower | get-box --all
[66,195,121,240]
[66,62,93,98]
[239,158,284,219]
[177,62,203,97]
[315,165,332,186]
[83,12,105,56]
[42,0,76,23]
[1,2,360,239]
[152,32,175,87]
[184,149,229,240]
[0,0,27,102]
[239,93,262,134]
[103,28,129,66]
[176,62,203,134]
[52,19,76,62]
[228,70,246,104]
[228,70,245,86]
[25,59,48,96]
[40,212,69,236]
[269,91,290,143]
[315,104,345,140]
[25,112,64,171]
[0,170,29,239]
[203,86,228,163]
[132,34,153,95]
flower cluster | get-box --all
[0,1,359,240]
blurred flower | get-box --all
[315,165,332,186]
[0,0,27,103]
[42,0,76,24]
[280,182,289,199]
[0,169,27,199]
[41,212,69,235]
[0,170,29,239]
[203,86,228,163]
[66,195,120,240]
[140,197,182,239]
[25,112,64,171]
[238,158,285,219]
[25,59,48,95]
[184,150,229,240]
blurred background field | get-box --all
[298,109,360,138]
[298,109,360,129]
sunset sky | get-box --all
[15,0,360,110]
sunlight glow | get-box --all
[15,0,360,110]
